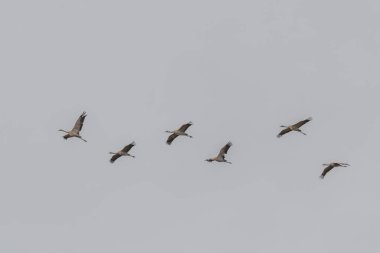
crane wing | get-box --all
[320,164,334,179]
[293,117,312,129]
[178,122,192,132]
[166,133,178,145]
[73,112,87,132]
[277,127,291,138]
[217,142,232,158]
[110,153,121,163]
[122,142,135,153]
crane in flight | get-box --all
[320,162,350,179]
[165,122,193,145]
[58,112,87,142]
[277,117,312,138]
[109,142,136,163]
[205,142,233,164]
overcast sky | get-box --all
[1,0,380,252]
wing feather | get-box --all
[166,133,178,145]
[277,127,291,138]
[178,122,192,132]
[293,117,312,128]
[110,153,121,163]
[73,112,87,132]
[122,142,135,153]
[218,142,232,158]
[320,164,334,179]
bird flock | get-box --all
[59,112,350,179]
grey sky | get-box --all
[1,0,380,252]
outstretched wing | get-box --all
[110,153,121,163]
[122,142,136,153]
[320,164,334,179]
[166,133,178,145]
[293,117,312,129]
[72,112,87,132]
[178,122,192,133]
[217,142,232,158]
[277,127,291,138]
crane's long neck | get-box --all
[58,129,69,133]
[109,152,117,155]
[166,130,174,134]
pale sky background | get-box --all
[1,0,380,252]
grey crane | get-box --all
[165,122,193,145]
[109,142,136,163]
[320,162,350,179]
[58,112,87,142]
[205,142,233,164]
[277,117,312,138]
